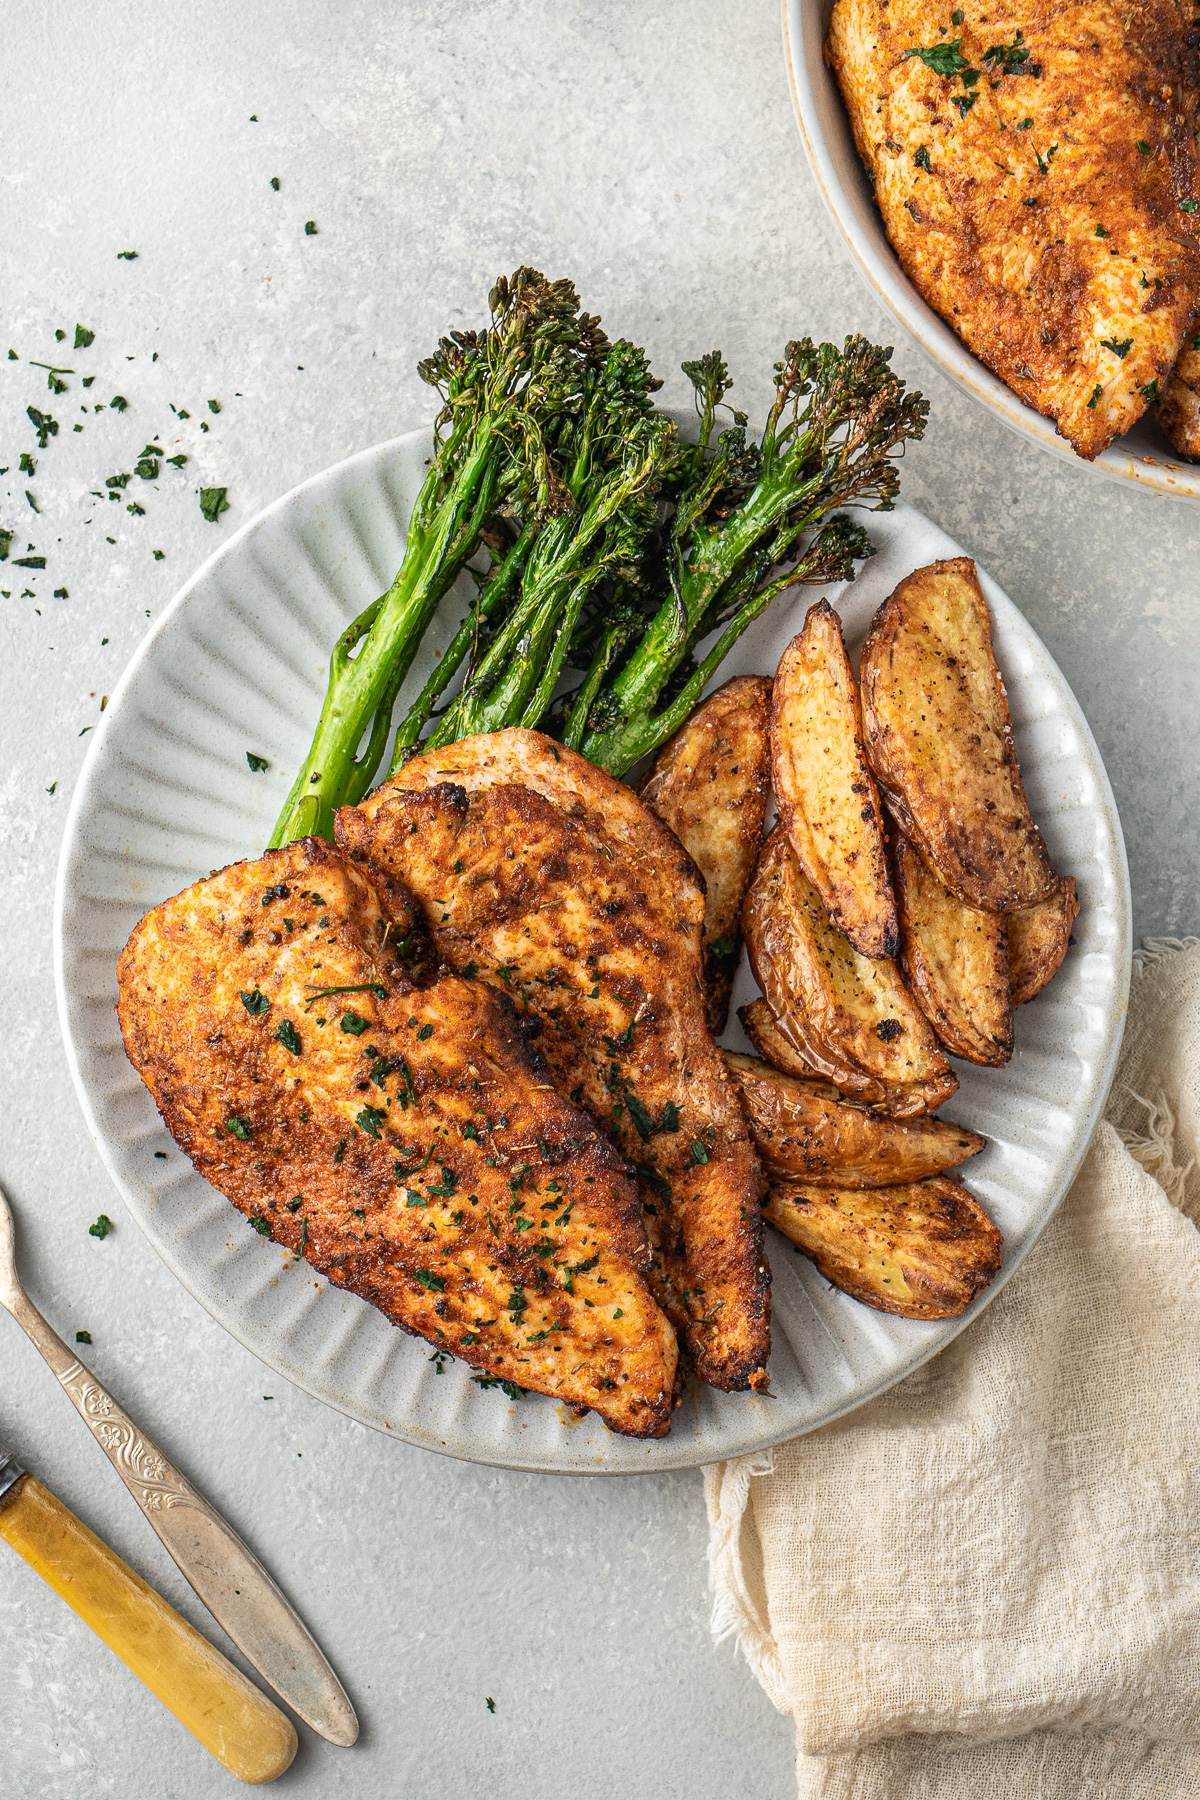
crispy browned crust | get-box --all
[772,601,899,958]
[337,730,771,1393]
[640,675,772,1035]
[742,827,957,1117]
[726,1051,985,1186]
[894,836,1014,1066]
[764,1177,1003,1319]
[1007,876,1079,1005]
[117,838,677,1438]
[860,559,1057,912]
[826,0,1200,460]
[1158,328,1200,458]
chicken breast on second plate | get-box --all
[827,0,1200,458]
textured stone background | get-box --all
[1,2,1196,1795]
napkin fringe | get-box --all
[1117,1089,1194,1209]
[705,1452,791,1710]
[1134,936,1200,973]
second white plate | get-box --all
[55,427,1131,1473]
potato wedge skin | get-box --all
[1008,877,1079,1007]
[860,558,1057,912]
[772,600,899,959]
[742,827,956,1117]
[726,1051,986,1187]
[640,675,772,1035]
[764,1177,1002,1319]
[894,836,1013,1067]
[739,999,840,1090]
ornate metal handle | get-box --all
[0,1284,357,1747]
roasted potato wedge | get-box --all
[772,600,899,958]
[860,558,1057,912]
[739,998,840,1091]
[1008,878,1079,1007]
[764,1177,1002,1319]
[726,1052,985,1187]
[1157,334,1200,463]
[742,827,957,1117]
[640,674,772,1035]
[894,836,1013,1067]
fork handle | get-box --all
[3,1289,357,1747]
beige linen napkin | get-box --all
[705,939,1200,1800]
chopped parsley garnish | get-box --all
[246,751,270,772]
[394,1146,434,1178]
[355,1105,387,1139]
[1100,338,1133,358]
[1095,224,1110,237]
[635,1162,672,1201]
[27,406,58,446]
[901,38,970,76]
[982,29,1040,76]
[199,486,229,523]
[624,1090,655,1142]
[474,1377,526,1400]
[416,1022,434,1040]
[1087,384,1103,409]
[249,1216,272,1236]
[342,1011,370,1035]
[134,457,159,480]
[75,1330,93,1344]
[117,250,138,259]
[225,1116,253,1140]
[462,960,478,979]
[1182,200,1200,215]
[109,394,128,411]
[689,1140,710,1166]
[275,1019,302,1056]
[1140,378,1159,402]
[952,93,977,115]
[240,988,270,1016]
[415,1269,446,1292]
[305,981,385,1013]
[427,1167,460,1197]
[707,936,738,959]
[304,220,318,235]
[1137,140,1151,154]
[88,1214,114,1239]
[486,1697,496,1713]
[914,145,932,173]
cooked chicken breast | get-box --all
[639,675,773,1036]
[337,729,771,1394]
[117,837,678,1438]
[827,0,1200,458]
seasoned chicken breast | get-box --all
[827,0,1200,458]
[117,837,678,1438]
[337,729,771,1394]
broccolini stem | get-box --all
[386,521,537,773]
[268,425,503,845]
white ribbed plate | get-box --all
[782,0,1200,498]
[55,428,1131,1473]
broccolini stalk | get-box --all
[269,269,611,846]
[570,337,928,775]
[401,341,676,753]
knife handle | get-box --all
[2,1289,357,1746]
[0,1471,297,1784]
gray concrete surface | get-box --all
[1,2,1196,1795]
